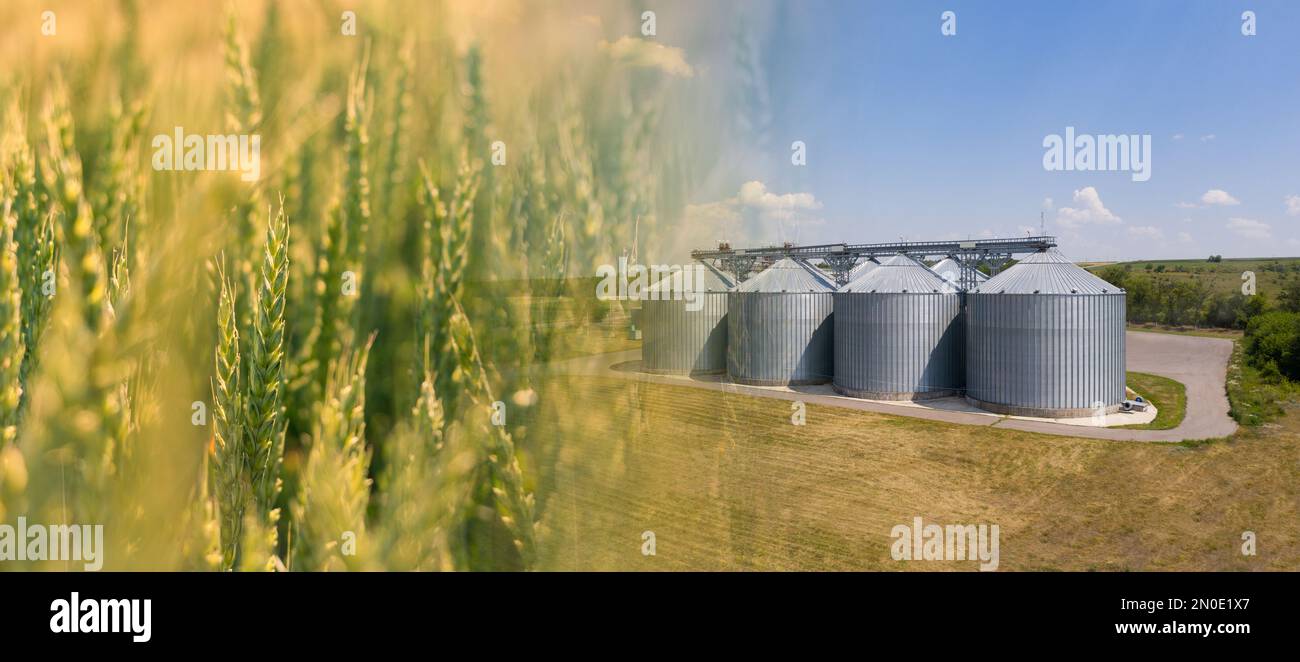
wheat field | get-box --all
[0,0,713,571]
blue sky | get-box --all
[682,0,1300,261]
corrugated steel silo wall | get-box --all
[966,294,1126,411]
[727,292,833,384]
[833,293,963,396]
[641,293,728,374]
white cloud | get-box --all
[1200,134,1216,142]
[1285,195,1300,216]
[598,37,694,77]
[684,181,823,244]
[1056,186,1122,228]
[1177,231,1193,243]
[1179,189,1240,208]
[1226,217,1271,240]
[1126,225,1163,239]
[1172,133,1184,141]
[1041,197,1053,210]
[735,180,822,219]
[1201,189,1240,206]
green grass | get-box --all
[1117,371,1186,430]
[1226,341,1300,426]
[1089,257,1300,305]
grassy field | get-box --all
[531,376,1299,571]
[1119,372,1186,430]
[1088,257,1300,304]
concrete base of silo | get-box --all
[832,384,956,401]
[729,375,831,386]
[642,366,726,377]
[966,397,1123,418]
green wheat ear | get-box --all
[245,200,288,517]
[210,255,246,568]
[3,99,54,405]
[445,296,537,568]
[41,76,108,330]
[379,38,413,225]
[294,334,375,571]
[303,50,373,409]
[0,196,25,447]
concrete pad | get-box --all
[550,329,1237,442]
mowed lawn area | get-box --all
[1120,371,1186,430]
[530,376,1299,571]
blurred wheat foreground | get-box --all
[0,0,698,571]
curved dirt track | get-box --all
[565,330,1238,442]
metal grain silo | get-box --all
[966,250,1126,417]
[929,257,987,288]
[640,265,734,374]
[727,258,835,385]
[833,254,963,399]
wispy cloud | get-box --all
[1126,225,1163,239]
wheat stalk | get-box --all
[379,39,413,225]
[0,193,25,447]
[444,296,537,567]
[3,101,54,401]
[223,7,265,314]
[41,76,108,330]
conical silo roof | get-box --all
[973,250,1120,294]
[846,258,879,281]
[930,257,987,283]
[841,253,949,293]
[646,265,735,293]
[737,257,836,293]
